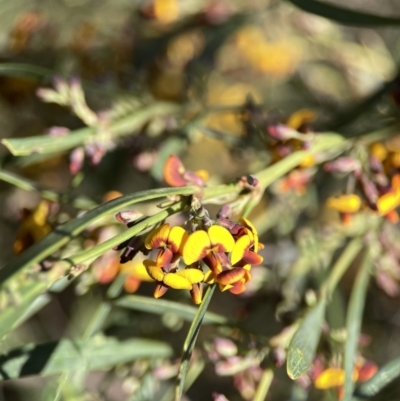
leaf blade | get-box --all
[342,249,371,401]
[288,0,400,26]
[0,337,172,380]
[287,299,326,379]
[114,294,228,325]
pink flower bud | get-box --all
[213,338,238,358]
[115,210,144,224]
[324,157,361,174]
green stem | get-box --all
[2,102,180,156]
[320,237,363,300]
[175,285,216,401]
[0,169,96,210]
[342,248,371,401]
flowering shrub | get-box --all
[2,2,400,401]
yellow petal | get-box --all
[315,368,345,389]
[143,260,164,281]
[240,217,259,251]
[176,268,204,284]
[231,235,251,265]
[219,283,233,292]
[144,224,170,249]
[121,261,153,281]
[314,368,358,390]
[369,142,387,162]
[204,270,216,284]
[194,169,209,182]
[208,225,235,252]
[168,225,188,254]
[163,273,192,289]
[183,230,211,265]
[326,195,361,213]
[286,109,316,130]
[377,190,400,216]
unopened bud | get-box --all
[360,176,378,208]
[115,210,144,224]
[47,126,70,136]
[212,393,230,401]
[69,147,85,175]
[213,338,237,358]
[324,157,361,174]
[217,204,232,219]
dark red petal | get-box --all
[217,267,246,285]
[242,251,263,266]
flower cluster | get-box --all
[325,141,400,224]
[206,337,266,401]
[139,213,263,304]
[112,154,263,303]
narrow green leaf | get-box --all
[287,0,400,26]
[0,169,96,210]
[287,299,326,379]
[2,102,179,156]
[355,355,400,397]
[0,336,172,380]
[0,281,48,340]
[342,249,371,401]
[114,294,228,325]
[175,285,216,400]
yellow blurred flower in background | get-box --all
[235,27,301,78]
[13,200,52,254]
[154,0,179,23]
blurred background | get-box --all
[1,0,400,400]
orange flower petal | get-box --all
[183,230,211,265]
[357,361,378,382]
[208,225,235,252]
[229,280,246,294]
[124,276,141,293]
[145,224,170,249]
[154,283,168,298]
[386,209,399,223]
[326,195,361,213]
[168,225,188,254]
[163,272,192,289]
[217,267,246,285]
[377,191,400,216]
[392,174,400,191]
[163,155,187,187]
[175,268,204,284]
[155,248,173,267]
[143,260,164,281]
[243,250,263,266]
[204,253,223,274]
